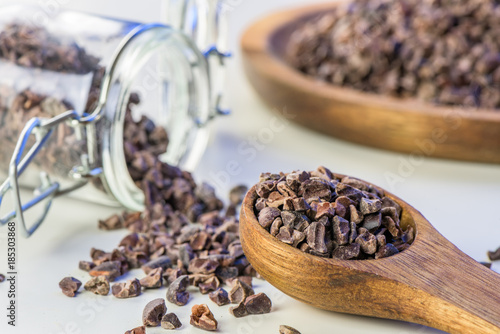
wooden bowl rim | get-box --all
[241,2,500,122]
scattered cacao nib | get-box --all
[142,298,167,327]
[89,261,122,281]
[0,274,5,282]
[84,276,110,296]
[140,267,163,289]
[209,288,230,306]
[254,167,413,259]
[244,292,272,314]
[488,247,500,261]
[280,325,301,334]
[98,214,123,230]
[59,277,82,297]
[286,0,500,110]
[124,326,145,334]
[161,313,182,330]
[229,302,248,318]
[199,275,220,294]
[229,280,255,304]
[190,304,218,331]
[141,255,172,274]
[112,279,141,298]
[229,184,248,206]
[166,275,190,306]
[7,19,265,334]
[480,262,492,269]
[227,276,253,288]
[78,261,95,272]
[188,258,219,274]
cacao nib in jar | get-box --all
[0,3,223,233]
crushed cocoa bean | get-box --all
[142,298,167,327]
[190,304,218,331]
[229,302,248,318]
[112,279,141,298]
[140,267,163,289]
[141,255,172,274]
[244,292,272,314]
[78,261,95,272]
[124,326,145,334]
[209,288,230,306]
[280,325,301,334]
[229,280,255,304]
[166,275,190,306]
[161,313,182,330]
[488,247,500,261]
[98,214,123,230]
[89,261,122,281]
[287,0,500,110]
[84,276,110,296]
[254,167,413,259]
[59,277,82,297]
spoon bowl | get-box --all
[240,174,500,334]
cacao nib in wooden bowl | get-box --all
[241,2,500,163]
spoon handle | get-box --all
[357,206,500,333]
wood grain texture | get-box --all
[241,2,500,163]
[240,177,500,334]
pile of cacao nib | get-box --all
[287,0,500,109]
[59,105,276,332]
[254,167,414,260]
[0,23,105,176]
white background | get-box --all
[0,0,499,333]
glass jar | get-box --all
[0,1,229,236]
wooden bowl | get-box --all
[241,3,500,163]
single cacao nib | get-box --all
[112,279,141,298]
[488,247,500,261]
[332,243,361,260]
[124,326,146,334]
[280,325,302,334]
[141,255,172,274]
[84,276,110,295]
[209,288,230,306]
[190,304,218,331]
[98,214,123,230]
[243,292,272,314]
[142,298,167,327]
[78,261,95,272]
[258,207,281,229]
[229,280,254,304]
[59,277,82,297]
[161,313,182,330]
[375,243,400,259]
[140,267,163,289]
[229,301,248,318]
[89,261,122,281]
[166,275,190,306]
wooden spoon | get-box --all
[240,175,500,334]
[241,2,500,163]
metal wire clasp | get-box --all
[0,110,100,237]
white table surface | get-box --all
[1,0,499,333]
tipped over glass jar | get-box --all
[0,1,229,236]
